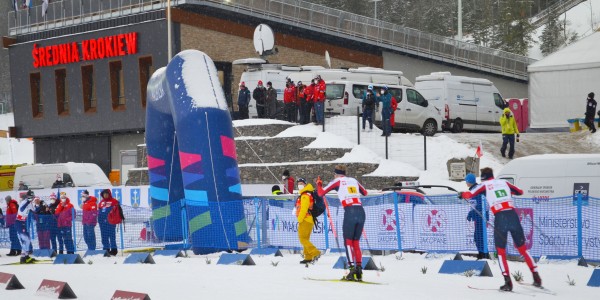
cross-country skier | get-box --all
[15,190,40,264]
[460,167,542,291]
[316,165,368,281]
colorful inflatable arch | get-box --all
[145,50,248,253]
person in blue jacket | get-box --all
[377,85,392,137]
[465,173,490,260]
[237,81,251,120]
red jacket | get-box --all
[284,176,295,194]
[5,199,18,226]
[304,84,314,103]
[55,198,74,228]
[284,86,296,104]
[98,189,120,224]
[314,79,326,102]
[82,196,98,226]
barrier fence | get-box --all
[1,193,598,261]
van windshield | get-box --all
[326,84,345,100]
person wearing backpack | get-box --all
[98,189,120,256]
[362,85,376,131]
[295,177,321,264]
[81,190,98,251]
[54,192,75,254]
[316,165,368,281]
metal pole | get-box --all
[385,129,388,160]
[167,0,172,60]
[458,0,462,40]
[577,193,582,258]
[393,193,402,251]
[255,197,261,249]
[357,106,360,145]
[423,135,427,170]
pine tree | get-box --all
[539,12,563,56]
[491,0,534,56]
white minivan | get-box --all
[13,163,111,190]
[415,72,507,132]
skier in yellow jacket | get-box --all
[295,178,321,264]
[499,107,520,159]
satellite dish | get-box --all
[325,50,331,69]
[253,24,275,56]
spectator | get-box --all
[0,205,4,227]
[81,190,98,251]
[4,195,21,256]
[313,75,326,125]
[237,81,251,120]
[316,165,368,281]
[361,85,376,131]
[47,193,63,254]
[301,81,313,124]
[98,189,120,256]
[52,175,65,188]
[282,170,295,194]
[296,81,308,124]
[271,185,283,195]
[295,177,321,264]
[499,107,519,159]
[253,80,267,118]
[54,192,75,254]
[284,81,297,122]
[376,85,392,137]
[464,173,490,260]
[460,167,541,291]
[266,81,278,118]
[584,92,597,133]
[33,196,53,250]
[17,181,29,191]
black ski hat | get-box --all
[589,92,595,98]
[296,177,307,184]
[283,170,290,177]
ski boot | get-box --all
[355,265,363,282]
[344,265,357,281]
[299,259,311,264]
[20,255,36,264]
[532,272,542,288]
[6,249,16,256]
[500,275,513,291]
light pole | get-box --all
[458,0,462,40]
[370,0,382,20]
[167,0,172,60]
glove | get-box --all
[457,192,464,200]
[316,176,323,186]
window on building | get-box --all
[81,65,96,113]
[55,69,69,115]
[110,60,125,110]
[30,72,42,118]
[138,56,153,108]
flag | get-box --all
[475,141,483,158]
[42,0,49,18]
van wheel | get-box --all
[452,119,463,133]
[421,119,437,136]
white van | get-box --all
[415,72,507,132]
[497,154,600,201]
[13,163,111,190]
[234,58,299,119]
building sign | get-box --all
[32,32,138,68]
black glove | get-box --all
[457,192,464,200]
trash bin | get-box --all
[567,119,580,132]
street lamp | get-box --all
[458,0,462,40]
[167,0,172,60]
[370,0,382,20]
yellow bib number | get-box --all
[347,186,357,194]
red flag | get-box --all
[475,141,483,158]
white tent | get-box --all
[528,32,600,130]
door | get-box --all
[474,84,496,131]
[448,82,477,130]
[403,89,429,130]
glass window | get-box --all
[494,93,506,108]
[30,72,42,118]
[352,84,368,99]
[138,56,153,108]
[110,60,125,110]
[55,69,69,115]
[388,88,402,102]
[326,84,345,100]
[409,195,425,204]
[81,65,96,113]
[406,89,427,107]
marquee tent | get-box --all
[528,31,600,130]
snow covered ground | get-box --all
[0,113,34,165]
[0,251,598,299]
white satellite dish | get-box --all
[325,50,331,69]
[253,24,275,56]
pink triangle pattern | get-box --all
[147,155,165,170]
[179,151,202,170]
[221,135,237,160]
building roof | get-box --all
[528,32,600,72]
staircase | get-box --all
[530,0,587,27]
[127,122,418,191]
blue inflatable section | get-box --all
[145,50,248,253]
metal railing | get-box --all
[530,0,587,27]
[7,0,536,80]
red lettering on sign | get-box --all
[82,40,90,61]
[45,46,52,67]
[125,32,137,54]
[117,34,125,56]
[51,45,59,65]
[104,37,114,58]
[38,45,45,67]
[59,44,67,64]
[89,39,97,60]
[71,43,80,62]
[32,44,39,68]
[97,38,105,59]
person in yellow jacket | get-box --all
[294,177,321,264]
[499,107,520,159]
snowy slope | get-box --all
[0,252,597,299]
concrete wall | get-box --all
[383,51,529,98]
[0,1,12,112]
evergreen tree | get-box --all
[491,0,534,56]
[539,12,563,56]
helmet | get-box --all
[297,81,302,85]
[258,80,263,85]
[368,85,373,90]
[464,173,477,184]
[296,177,307,184]
[383,85,388,90]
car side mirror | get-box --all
[423,100,428,107]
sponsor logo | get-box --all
[130,189,141,207]
[112,188,122,203]
[422,209,447,233]
[516,208,534,249]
